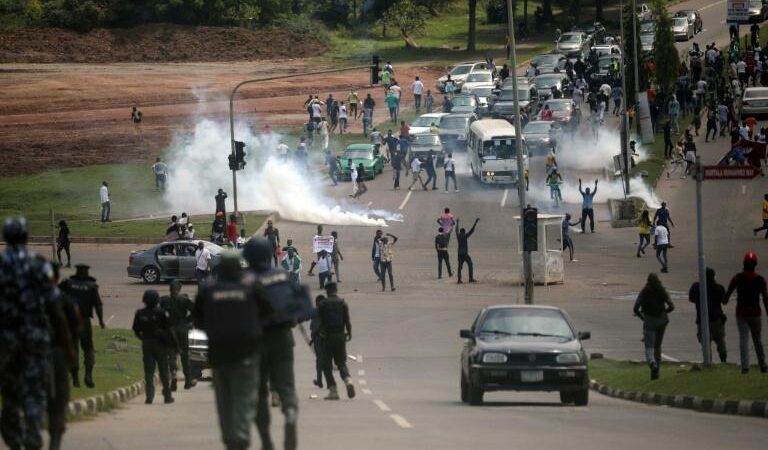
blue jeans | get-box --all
[101,201,110,222]
[196,268,207,281]
[319,271,332,289]
[373,257,381,280]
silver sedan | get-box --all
[127,240,226,283]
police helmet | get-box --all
[217,251,243,281]
[242,238,273,271]
[143,290,160,306]
[3,216,28,245]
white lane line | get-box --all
[373,399,391,412]
[366,201,373,207]
[105,314,115,326]
[390,414,413,429]
[347,355,358,361]
[362,388,373,395]
[701,0,726,12]
[359,379,368,386]
[500,188,509,207]
[358,369,365,376]
[398,190,412,210]
[661,353,680,362]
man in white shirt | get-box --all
[654,225,669,273]
[99,181,111,223]
[412,76,424,113]
[444,152,458,192]
[276,142,290,161]
[389,82,402,113]
[737,59,747,86]
[408,157,425,191]
[152,157,168,191]
[194,241,211,281]
[316,250,333,288]
[349,161,358,198]
[338,102,348,134]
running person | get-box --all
[561,213,581,261]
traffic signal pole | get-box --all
[228,63,378,218]
[506,0,534,304]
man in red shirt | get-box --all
[226,214,238,245]
[724,251,768,374]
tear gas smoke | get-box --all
[163,120,402,226]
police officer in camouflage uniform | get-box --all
[195,252,270,450]
[58,264,105,388]
[0,216,58,450]
[243,238,313,450]
[133,290,175,404]
[160,280,197,390]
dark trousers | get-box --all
[142,340,172,401]
[57,240,71,266]
[1,349,48,450]
[754,219,768,238]
[437,250,452,278]
[329,168,338,186]
[212,353,260,450]
[457,253,474,281]
[319,271,331,289]
[642,316,668,366]
[414,94,422,111]
[445,171,457,191]
[393,168,401,189]
[47,347,70,450]
[696,318,727,362]
[73,321,95,379]
[737,316,766,370]
[425,170,436,189]
[379,261,394,289]
[581,208,594,232]
[373,257,381,280]
[313,338,325,386]
[705,125,717,141]
[169,327,191,382]
[256,328,297,450]
[321,333,350,388]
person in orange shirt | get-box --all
[745,116,758,139]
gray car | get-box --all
[127,240,226,283]
[556,32,590,58]
[522,120,556,154]
[410,133,444,160]
[439,113,478,151]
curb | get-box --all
[67,379,145,419]
[589,380,768,419]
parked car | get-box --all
[338,144,385,180]
[436,62,491,93]
[741,87,768,118]
[410,133,444,160]
[461,71,494,93]
[556,32,590,57]
[671,16,694,41]
[640,32,655,54]
[189,328,208,379]
[522,120,556,154]
[748,0,768,23]
[439,113,478,151]
[449,94,479,114]
[674,9,703,34]
[127,240,226,283]
[410,112,450,134]
[539,99,579,130]
[490,86,536,122]
[533,74,571,102]
[459,305,591,406]
[529,53,567,75]
[469,85,495,116]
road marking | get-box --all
[398,191,412,210]
[359,379,368,386]
[700,0,726,12]
[373,399,391,412]
[347,355,358,361]
[500,188,509,207]
[105,314,115,326]
[661,353,680,362]
[390,414,413,429]
[366,201,373,207]
[358,369,365,376]
[362,389,373,395]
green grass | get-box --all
[71,328,143,402]
[632,111,694,188]
[590,359,768,401]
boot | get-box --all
[324,386,340,400]
[184,379,197,389]
[284,408,298,450]
[171,378,178,392]
[650,362,659,380]
[719,353,727,363]
[71,370,80,388]
[84,368,95,388]
[163,389,174,404]
[343,377,356,399]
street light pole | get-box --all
[507,0,534,304]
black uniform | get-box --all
[47,284,79,450]
[317,294,352,390]
[435,233,452,278]
[456,220,478,283]
[58,267,104,388]
[160,289,195,389]
[132,292,174,404]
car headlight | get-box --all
[542,137,551,143]
[482,352,507,363]
[556,353,582,364]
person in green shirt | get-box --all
[385,93,398,123]
[381,70,392,88]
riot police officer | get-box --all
[242,238,314,450]
[132,290,175,404]
[59,263,105,388]
[0,216,57,450]
[195,252,269,450]
[160,280,197,390]
[317,282,355,400]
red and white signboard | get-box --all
[702,165,761,179]
[727,0,749,24]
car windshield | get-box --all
[535,76,562,89]
[533,54,562,66]
[545,101,572,112]
[344,150,372,159]
[673,17,687,26]
[453,96,476,106]
[441,117,469,130]
[640,21,656,33]
[450,65,472,75]
[499,89,531,101]
[480,137,516,159]
[412,116,441,127]
[412,134,441,145]
[524,122,551,134]
[466,73,492,82]
[640,34,654,44]
[745,89,768,98]
[478,308,574,339]
[471,87,493,97]
[559,34,581,43]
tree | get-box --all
[621,0,644,103]
[652,4,680,96]
[467,0,477,51]
[381,0,428,48]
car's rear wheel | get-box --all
[460,372,469,403]
[468,383,484,406]
[141,266,160,284]
[573,388,589,406]
[559,391,574,404]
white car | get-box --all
[741,87,768,118]
[556,32,590,57]
[410,113,450,134]
[671,16,694,41]
[461,71,494,93]
[591,45,622,58]
[436,62,491,93]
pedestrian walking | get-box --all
[57,219,72,267]
[384,130,398,163]
[349,162,358,198]
[386,90,398,123]
[653,202,675,247]
[363,93,375,122]
[319,117,330,150]
[562,213,581,262]
[668,95,681,134]
[338,102,348,134]
[633,273,675,380]
[281,247,302,284]
[637,210,652,258]
[330,231,344,283]
[160,280,197,391]
[317,282,355,400]
[378,233,398,291]
[316,250,333,289]
[456,218,479,284]
[408,157,426,191]
[611,85,622,115]
[352,164,368,199]
[424,151,438,190]
[444,152,458,192]
[723,251,768,374]
[194,252,269,450]
[391,149,402,190]
[663,121,673,159]
[152,157,168,190]
[263,220,280,267]
[348,91,359,119]
[99,181,111,223]
[412,76,424,112]
[705,110,718,142]
[753,194,768,238]
[371,230,383,282]
[59,264,105,388]
[688,268,729,363]
[131,106,143,133]
[435,228,453,279]
[133,290,175,404]
[578,179,597,233]
[425,90,434,113]
[195,241,212,281]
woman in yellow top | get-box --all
[752,193,768,238]
[637,209,652,258]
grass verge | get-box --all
[590,358,768,401]
[71,327,143,402]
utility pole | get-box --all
[620,0,631,195]
[695,155,711,366]
[507,0,534,304]
[631,0,641,136]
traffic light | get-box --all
[234,140,246,170]
[228,154,237,171]
[371,55,380,85]
[522,206,538,252]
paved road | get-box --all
[10,1,768,449]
